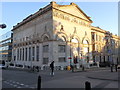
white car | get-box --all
[0,64,7,69]
[118,65,120,69]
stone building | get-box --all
[12,1,120,69]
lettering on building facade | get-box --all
[53,10,90,27]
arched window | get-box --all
[83,40,89,54]
[71,38,79,56]
[71,38,78,43]
[83,40,88,44]
[58,36,66,42]
[43,36,49,42]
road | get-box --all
[1,67,119,89]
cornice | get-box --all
[12,3,52,31]
[91,26,106,34]
[12,1,92,31]
[91,26,120,40]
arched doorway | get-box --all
[71,38,79,68]
[83,40,89,67]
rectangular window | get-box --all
[43,58,49,64]
[58,57,66,62]
[29,47,31,61]
[25,48,27,61]
[58,45,66,53]
[23,48,24,61]
[17,49,19,61]
[20,48,22,60]
[99,36,101,41]
[43,45,49,52]
[91,32,95,40]
[92,44,95,51]
[36,46,39,61]
[32,47,35,61]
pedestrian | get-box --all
[50,61,54,76]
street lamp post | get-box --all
[69,34,74,66]
[70,37,72,66]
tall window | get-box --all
[99,36,101,41]
[29,47,31,61]
[23,48,24,61]
[32,47,35,61]
[43,58,49,64]
[36,46,39,61]
[25,48,27,61]
[43,45,49,53]
[20,48,22,60]
[58,57,66,62]
[91,32,95,41]
[58,45,66,53]
[17,49,19,61]
[92,44,95,51]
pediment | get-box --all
[54,3,92,23]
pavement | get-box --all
[2,66,119,88]
[74,67,119,81]
[5,66,119,81]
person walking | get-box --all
[50,61,54,76]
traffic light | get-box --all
[0,24,6,29]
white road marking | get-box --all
[20,84,24,85]
[3,80,35,88]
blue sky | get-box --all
[0,2,118,37]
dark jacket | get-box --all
[50,61,54,69]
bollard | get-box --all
[85,81,91,90]
[82,66,84,71]
[37,75,41,90]
[115,65,117,72]
[111,65,113,72]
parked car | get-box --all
[0,64,7,69]
[117,65,120,69]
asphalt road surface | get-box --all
[1,67,119,89]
